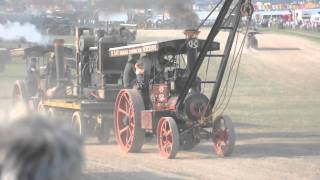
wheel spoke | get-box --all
[123,94,131,109]
[162,120,167,131]
[126,131,134,146]
[214,143,223,155]
[120,126,129,135]
[128,124,134,135]
[129,106,134,119]
[223,129,229,142]
[165,130,172,137]
[118,107,129,116]
[126,135,131,146]
[125,127,130,143]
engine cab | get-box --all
[76,27,128,101]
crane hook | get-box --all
[240,0,254,17]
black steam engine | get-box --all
[77,28,128,101]
[112,0,253,159]
[12,27,130,143]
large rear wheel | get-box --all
[212,115,236,157]
[157,117,179,159]
[114,89,145,153]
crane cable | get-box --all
[216,5,241,100]
[212,9,253,117]
[214,32,241,111]
[202,1,242,111]
[196,0,224,31]
[214,4,245,111]
[202,0,236,93]
[220,18,252,115]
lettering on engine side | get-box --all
[109,42,159,57]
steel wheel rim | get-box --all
[115,91,135,152]
[72,114,81,135]
[48,109,55,119]
[12,86,22,104]
[157,118,174,158]
[213,118,230,157]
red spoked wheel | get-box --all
[157,117,179,159]
[114,89,145,153]
[212,115,236,157]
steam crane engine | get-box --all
[112,0,254,159]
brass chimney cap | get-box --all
[184,29,201,39]
[54,39,65,47]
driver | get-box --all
[123,54,140,88]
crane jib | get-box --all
[175,0,247,117]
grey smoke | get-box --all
[159,0,199,28]
[0,22,49,45]
[94,0,199,28]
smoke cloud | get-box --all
[94,0,199,28]
[159,0,199,28]
[0,22,49,45]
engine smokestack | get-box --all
[54,39,65,86]
[184,29,200,75]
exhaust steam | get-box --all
[0,22,49,45]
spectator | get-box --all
[0,115,83,180]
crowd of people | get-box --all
[254,17,320,32]
[282,20,320,32]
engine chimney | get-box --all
[54,39,65,86]
[184,29,200,75]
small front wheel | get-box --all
[212,115,236,157]
[157,117,179,159]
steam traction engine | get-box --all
[12,27,129,143]
[113,0,253,158]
